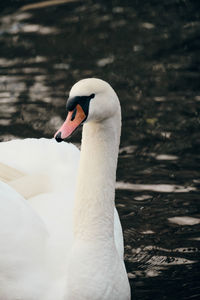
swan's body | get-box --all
[0,78,130,299]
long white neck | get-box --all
[73,108,121,242]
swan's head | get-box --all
[54,78,120,142]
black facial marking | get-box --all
[66,93,95,117]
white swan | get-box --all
[0,78,130,300]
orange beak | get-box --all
[54,104,86,142]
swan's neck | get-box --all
[74,111,121,241]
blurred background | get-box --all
[0,0,200,299]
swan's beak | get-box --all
[54,104,86,142]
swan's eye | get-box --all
[90,93,95,99]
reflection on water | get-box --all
[0,0,200,299]
[168,216,200,226]
[116,182,196,193]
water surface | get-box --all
[0,1,200,299]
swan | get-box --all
[0,78,131,300]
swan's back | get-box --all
[0,138,80,192]
[0,139,81,299]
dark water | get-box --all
[0,1,200,299]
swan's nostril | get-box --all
[71,107,77,121]
[55,132,63,143]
